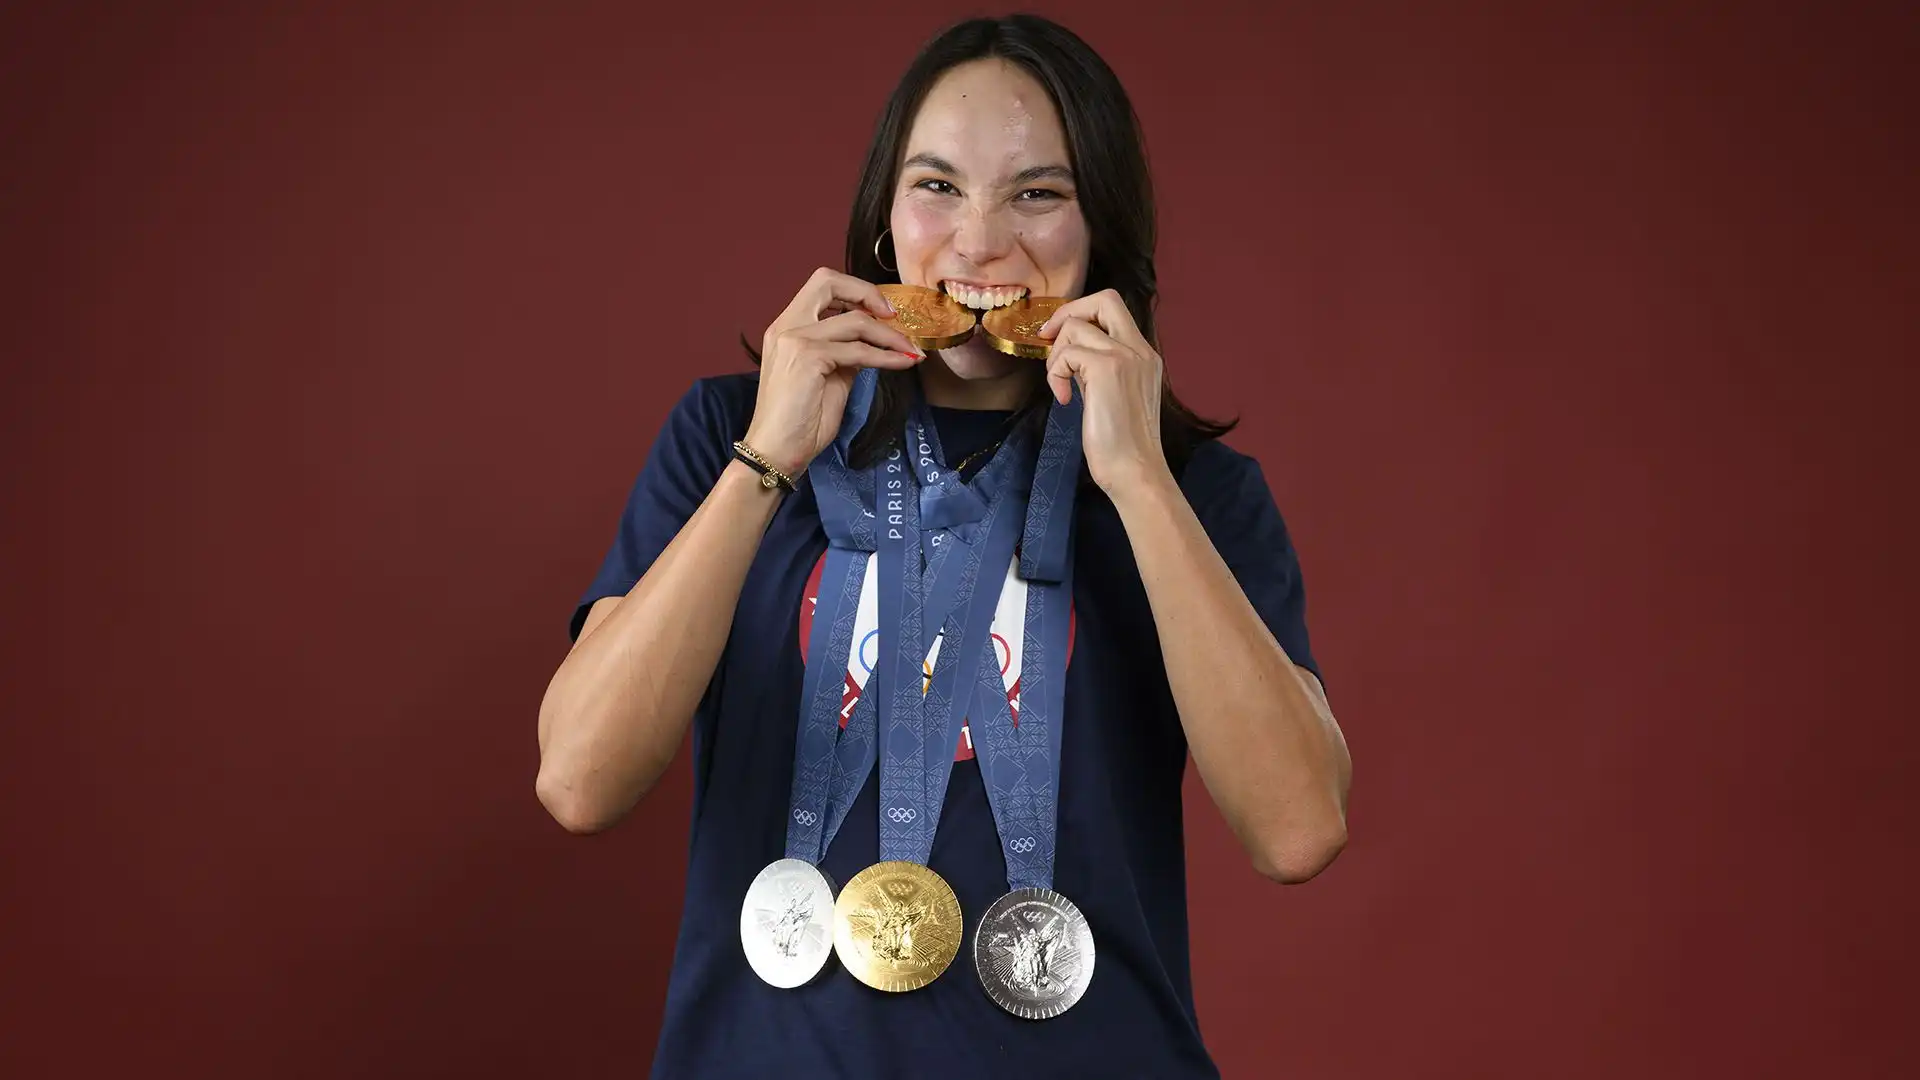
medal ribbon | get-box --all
[875,401,1034,866]
[911,408,1032,659]
[967,389,1084,892]
[914,408,1032,861]
[781,370,880,865]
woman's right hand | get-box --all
[743,268,924,476]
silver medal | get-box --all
[740,858,838,988]
[972,887,1095,1019]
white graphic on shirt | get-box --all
[799,552,1074,762]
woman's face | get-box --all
[890,58,1090,386]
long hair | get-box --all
[751,14,1235,471]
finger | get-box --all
[1040,289,1146,352]
[1054,317,1154,396]
[1038,294,1102,340]
[804,309,922,356]
[1090,289,1151,352]
[805,267,895,321]
[815,339,926,372]
[1050,315,1113,352]
[1045,346,1081,406]
[1047,330,1134,404]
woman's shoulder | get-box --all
[1176,436,1264,502]
[662,370,761,441]
[1171,435,1305,537]
[687,370,761,419]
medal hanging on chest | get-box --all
[832,401,1036,993]
[740,371,886,989]
[967,389,1096,1019]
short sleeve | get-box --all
[567,376,751,641]
[1185,445,1323,687]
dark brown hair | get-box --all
[752,14,1235,470]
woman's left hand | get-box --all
[1038,289,1171,493]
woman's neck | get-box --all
[916,348,1042,410]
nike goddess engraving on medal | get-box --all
[833,861,963,992]
[973,887,1095,1019]
[741,858,838,989]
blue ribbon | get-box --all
[968,389,1083,891]
[912,415,990,536]
[1019,390,1083,586]
[780,370,880,864]
[875,431,923,862]
[792,378,1076,880]
[911,409,1032,863]
[873,401,1035,865]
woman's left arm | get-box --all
[1041,291,1352,884]
[1109,475,1351,883]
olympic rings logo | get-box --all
[886,807,918,823]
[792,810,819,826]
[1009,836,1038,854]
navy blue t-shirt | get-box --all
[571,373,1319,1080]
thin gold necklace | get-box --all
[952,439,1004,474]
[948,404,1036,474]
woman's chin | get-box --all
[932,338,1024,382]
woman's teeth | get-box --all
[941,282,1029,311]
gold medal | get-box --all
[980,296,1066,359]
[877,284,977,352]
[832,861,964,992]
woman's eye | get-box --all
[915,179,958,196]
[1017,188,1063,202]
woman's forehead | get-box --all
[903,60,1068,178]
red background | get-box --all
[3,3,1914,1077]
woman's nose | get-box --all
[953,204,1014,266]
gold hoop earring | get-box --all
[873,228,896,273]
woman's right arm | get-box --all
[535,269,921,834]
[535,457,788,833]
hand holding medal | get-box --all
[1035,289,1170,495]
[741,269,927,479]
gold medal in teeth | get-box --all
[876,285,977,352]
[981,296,1067,359]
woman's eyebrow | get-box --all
[902,152,961,176]
[1008,164,1074,187]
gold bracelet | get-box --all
[731,440,797,492]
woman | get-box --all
[537,14,1350,1079]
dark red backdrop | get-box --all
[3,3,1914,1077]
